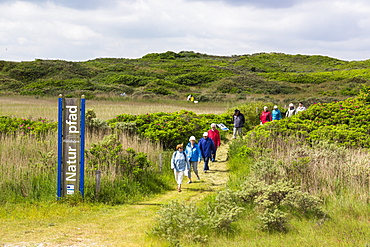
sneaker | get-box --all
[197,176,200,181]
[187,181,192,184]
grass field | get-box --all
[0,96,232,121]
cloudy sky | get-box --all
[0,0,369,62]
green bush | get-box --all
[237,178,325,232]
[152,191,244,246]
[108,110,230,149]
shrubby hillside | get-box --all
[1,51,370,103]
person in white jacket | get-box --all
[171,144,190,192]
[296,102,306,113]
[286,103,296,117]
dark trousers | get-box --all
[212,148,217,162]
[203,157,210,171]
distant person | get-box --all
[296,102,306,113]
[272,105,282,120]
[286,103,296,117]
[171,144,190,192]
[198,132,216,173]
[233,109,245,139]
[187,94,192,101]
[190,95,195,102]
[185,136,202,183]
[260,106,272,124]
[208,123,221,162]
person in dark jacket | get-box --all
[233,109,245,139]
[198,132,215,173]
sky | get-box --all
[0,0,370,62]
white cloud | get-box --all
[0,0,369,61]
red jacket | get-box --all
[260,111,272,124]
[208,129,221,148]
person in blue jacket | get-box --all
[185,136,202,183]
[198,132,216,173]
[272,105,282,120]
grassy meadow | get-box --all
[0,96,231,120]
[1,94,370,246]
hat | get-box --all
[211,123,216,128]
[263,106,268,110]
[203,132,208,137]
[189,136,196,141]
[234,109,239,113]
[289,103,294,107]
[274,105,278,109]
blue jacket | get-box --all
[272,109,282,120]
[198,137,216,158]
[185,143,202,162]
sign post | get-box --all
[57,95,86,198]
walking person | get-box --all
[286,103,296,117]
[296,102,306,113]
[233,109,245,139]
[260,106,272,124]
[208,123,221,162]
[272,105,282,120]
[198,132,215,173]
[171,144,190,192]
[185,136,202,183]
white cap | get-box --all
[203,132,208,136]
[274,105,278,109]
[211,123,216,128]
[289,103,294,107]
[263,106,268,110]
[189,136,196,141]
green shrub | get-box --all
[108,110,230,149]
[152,201,208,246]
[237,178,325,232]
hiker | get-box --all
[233,109,245,139]
[296,102,306,113]
[185,136,202,183]
[260,106,272,124]
[272,105,282,120]
[286,103,296,117]
[198,132,216,173]
[171,144,190,192]
[208,123,221,162]
[187,94,192,101]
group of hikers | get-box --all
[260,102,306,124]
[171,109,247,192]
[171,123,221,192]
[171,103,306,191]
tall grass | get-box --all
[0,130,173,204]
[242,135,370,200]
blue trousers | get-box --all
[203,157,210,171]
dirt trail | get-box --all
[2,141,230,247]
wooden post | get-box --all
[95,170,101,194]
[159,153,163,173]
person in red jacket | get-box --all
[208,123,221,162]
[260,106,272,124]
